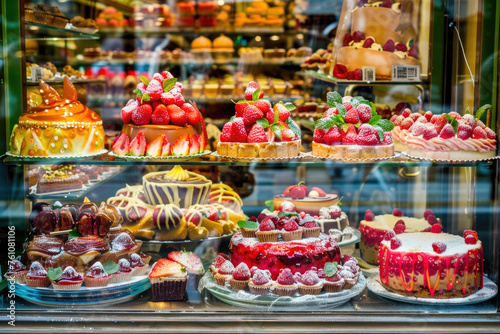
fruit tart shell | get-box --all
[217,140,301,159]
[312,142,394,160]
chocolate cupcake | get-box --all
[149,259,188,301]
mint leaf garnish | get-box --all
[327,91,342,108]
[47,267,63,281]
[475,104,492,121]
[369,102,377,116]
[229,116,236,122]
[141,93,151,104]
[162,78,177,92]
[256,118,270,128]
[237,220,259,229]
[139,76,150,87]
[133,88,143,97]
[284,102,296,112]
[271,124,282,140]
[278,212,298,217]
[368,115,382,125]
[373,125,384,142]
[265,200,274,211]
[324,262,337,277]
[285,117,301,136]
[252,88,262,102]
[341,123,349,133]
[103,261,120,275]
[335,102,347,117]
[315,117,335,130]
[377,119,395,132]
[68,227,80,239]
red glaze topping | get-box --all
[56,266,84,284]
[277,268,295,285]
[283,220,299,232]
[251,270,270,285]
[117,259,132,273]
[27,261,47,278]
[85,262,109,278]
[299,270,320,286]
[30,235,63,256]
[325,273,342,283]
[212,253,229,268]
[232,263,251,280]
[304,221,318,228]
[129,253,146,268]
[7,260,26,274]
[384,230,396,241]
[218,261,234,275]
[390,237,402,249]
[64,236,109,255]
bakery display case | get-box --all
[1,0,499,332]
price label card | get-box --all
[362,67,376,81]
[392,65,420,82]
[31,66,42,82]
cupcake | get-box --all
[238,221,259,238]
[281,220,303,241]
[209,253,229,274]
[248,269,272,295]
[255,217,279,242]
[343,259,361,279]
[50,266,84,290]
[323,272,345,293]
[25,261,50,288]
[272,268,298,296]
[297,270,323,295]
[168,251,204,290]
[110,259,133,284]
[84,262,111,287]
[149,259,188,301]
[129,253,148,276]
[302,221,321,238]
[213,260,233,286]
[339,269,357,289]
[229,263,251,291]
[4,260,28,284]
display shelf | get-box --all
[97,27,306,38]
[24,78,106,86]
[25,22,100,41]
[297,70,425,85]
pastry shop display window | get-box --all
[0,0,499,332]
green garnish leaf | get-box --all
[377,119,395,132]
[237,220,259,229]
[47,267,63,281]
[368,115,382,126]
[284,102,297,112]
[231,99,249,104]
[53,201,63,209]
[141,93,151,103]
[273,109,279,125]
[271,124,282,140]
[335,102,347,117]
[464,107,471,115]
[337,196,343,206]
[252,88,262,102]
[327,91,342,108]
[162,78,177,92]
[444,114,460,133]
[229,115,236,122]
[133,88,143,97]
[324,262,338,277]
[139,76,150,87]
[265,200,274,211]
[369,102,377,116]
[341,123,349,133]
[351,99,361,108]
[278,211,299,217]
[256,118,270,128]
[286,117,301,136]
[475,104,492,121]
[68,227,80,239]
[315,117,335,130]
[354,121,361,128]
[103,261,120,275]
[373,125,384,142]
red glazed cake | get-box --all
[312,92,395,160]
[379,231,483,298]
[229,232,341,280]
[359,208,440,264]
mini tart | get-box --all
[298,281,323,295]
[255,230,279,242]
[51,277,84,290]
[84,275,111,288]
[323,277,344,293]
[272,282,298,296]
[340,271,358,289]
[214,273,231,286]
[110,270,133,284]
[4,266,28,284]
[248,280,272,295]
[312,142,394,160]
[131,263,148,276]
[240,226,258,238]
[281,228,303,241]
[303,226,321,238]
[229,277,250,291]
[26,275,50,288]
[216,139,301,159]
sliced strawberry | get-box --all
[167,251,203,273]
[149,258,182,278]
[283,185,294,196]
[161,137,171,156]
[121,99,138,124]
[146,134,165,157]
[188,134,200,154]
[112,133,130,155]
[457,124,472,140]
[266,127,276,143]
[129,131,146,156]
[311,187,326,196]
[172,134,190,155]
[341,124,357,144]
[191,102,208,150]
[274,103,291,122]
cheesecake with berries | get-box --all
[359,208,441,264]
[379,231,483,298]
[312,91,395,160]
[217,81,301,159]
[332,0,420,80]
[391,106,497,160]
[112,71,208,158]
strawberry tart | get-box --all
[217,81,301,159]
[312,91,395,159]
[10,77,105,157]
[359,208,442,264]
[390,106,497,160]
[379,230,483,298]
[112,71,208,158]
[332,0,420,80]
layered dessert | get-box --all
[10,77,105,157]
[273,182,339,216]
[379,231,483,298]
[217,81,301,159]
[149,258,188,301]
[359,208,441,264]
[390,107,497,160]
[36,170,83,193]
[312,91,395,159]
[112,71,208,158]
[332,0,420,80]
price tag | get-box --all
[392,65,420,82]
[362,67,376,81]
[31,66,42,82]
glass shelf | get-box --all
[25,78,106,86]
[98,27,307,38]
[297,70,425,85]
[25,22,100,41]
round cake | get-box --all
[142,165,212,207]
[10,77,105,157]
[229,232,341,280]
[379,231,483,298]
[359,209,439,264]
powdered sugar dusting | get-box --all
[362,214,430,231]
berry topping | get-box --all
[333,63,348,79]
[232,263,251,281]
[275,103,291,122]
[344,107,360,124]
[167,104,187,126]
[432,241,447,254]
[86,262,108,278]
[325,273,342,283]
[121,99,138,124]
[129,253,145,268]
[402,108,411,118]
[277,268,295,285]
[168,251,203,273]
[392,208,403,217]
[300,270,320,286]
[252,269,270,285]
[464,234,477,245]
[408,45,419,59]
[422,125,438,140]
[283,220,299,232]
[426,215,438,226]
[279,201,296,213]
[363,37,375,48]
[357,104,372,123]
[212,253,229,269]
[430,224,442,233]
[244,81,264,100]
[423,209,434,219]
[242,104,264,125]
[220,122,233,142]
[485,127,497,139]
[355,124,380,145]
[304,221,319,228]
[313,128,325,143]
[394,222,406,234]
[417,116,428,123]
[231,118,248,143]
[247,123,267,143]
[311,187,326,196]
[364,210,375,221]
[290,181,309,199]
[352,31,365,43]
[259,218,275,231]
[390,237,402,250]
[254,99,272,114]
[395,43,408,52]
[151,104,170,125]
[439,123,456,139]
[132,104,152,125]
[396,219,405,226]
[145,79,163,101]
[129,131,147,156]
[27,261,46,277]
[462,114,476,128]
[182,103,201,126]
[382,39,396,52]
[324,126,342,145]
[472,127,487,139]
[400,118,414,130]
[117,258,132,273]
[463,230,478,240]
[383,132,393,145]
[341,124,358,144]
[424,111,433,121]
[235,101,250,118]
[218,260,234,275]
[384,230,396,241]
[343,33,353,46]
[380,0,392,8]
[457,124,473,140]
[149,259,183,278]
[58,266,83,281]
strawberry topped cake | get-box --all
[379,230,483,298]
[112,71,208,158]
[332,0,420,80]
[390,106,497,160]
[313,91,395,159]
[217,81,301,159]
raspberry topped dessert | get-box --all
[312,92,395,160]
[229,263,251,291]
[84,261,111,287]
[50,266,84,290]
[379,231,484,298]
[332,0,420,80]
[390,106,497,160]
[129,253,148,276]
[359,208,441,264]
[4,259,28,284]
[112,71,208,158]
[217,81,301,159]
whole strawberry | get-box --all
[254,99,272,114]
[355,124,379,145]
[231,117,247,143]
[247,124,267,143]
[245,81,264,101]
[344,107,359,124]
[181,103,200,126]
[242,104,263,125]
[151,104,170,125]
[220,122,233,142]
[160,92,175,105]
[313,129,325,143]
[167,105,187,126]
[341,124,357,144]
[146,79,163,101]
[235,101,250,118]
[356,104,372,123]
[132,104,152,125]
[324,126,342,145]
[281,128,296,141]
